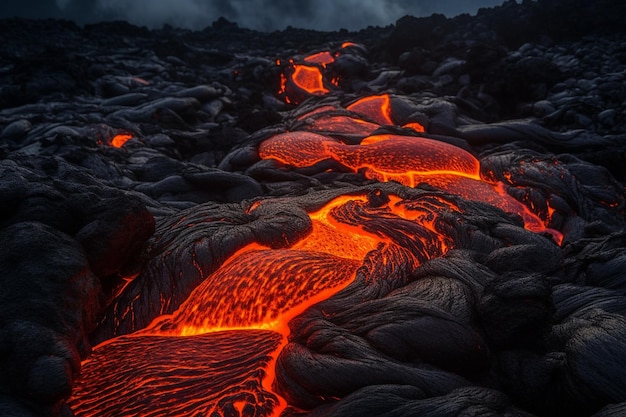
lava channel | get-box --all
[69,193,454,416]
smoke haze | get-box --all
[2,0,512,31]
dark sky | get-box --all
[1,0,515,31]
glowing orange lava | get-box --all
[71,42,564,415]
[305,115,381,136]
[150,247,362,336]
[70,331,283,417]
[291,65,329,95]
[259,132,562,244]
[303,51,335,67]
[344,94,425,133]
[341,41,358,49]
[259,133,481,180]
[71,192,454,417]
[403,121,426,133]
[346,94,394,125]
[278,63,331,105]
[111,133,133,148]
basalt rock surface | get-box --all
[1,1,625,416]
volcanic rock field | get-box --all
[1,1,625,416]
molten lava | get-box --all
[71,192,456,416]
[278,62,330,104]
[110,133,133,148]
[305,115,380,136]
[259,132,481,180]
[277,48,346,104]
[72,56,562,415]
[346,94,394,125]
[403,121,426,133]
[259,132,562,243]
[71,331,283,417]
[151,247,362,336]
[346,94,425,132]
[303,51,335,67]
[291,65,328,95]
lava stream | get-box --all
[70,193,452,416]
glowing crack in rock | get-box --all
[346,94,394,126]
[110,133,133,148]
[289,65,329,95]
[294,94,425,135]
[278,47,364,104]
[69,192,456,416]
[346,94,428,133]
[305,115,381,136]
[278,61,330,104]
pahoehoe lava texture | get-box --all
[1,1,626,416]
[69,330,283,417]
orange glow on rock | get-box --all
[303,51,335,67]
[148,194,384,338]
[291,65,329,95]
[259,131,334,166]
[278,63,331,105]
[346,94,394,125]
[111,133,133,148]
[279,73,287,94]
[305,115,381,136]
[403,121,426,133]
[295,105,340,121]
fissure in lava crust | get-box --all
[1,6,626,417]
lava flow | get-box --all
[277,47,348,104]
[110,133,133,148]
[303,51,335,67]
[346,94,394,125]
[71,88,562,416]
[69,192,454,416]
[259,131,562,244]
[278,62,329,104]
[347,94,426,132]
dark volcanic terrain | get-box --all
[1,1,625,416]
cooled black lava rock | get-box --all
[0,155,156,414]
[0,222,99,416]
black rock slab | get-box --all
[0,222,100,415]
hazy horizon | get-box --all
[1,0,517,32]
